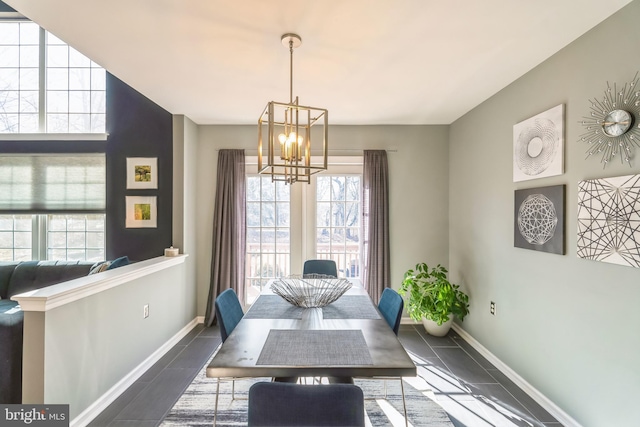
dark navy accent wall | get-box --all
[106,73,173,261]
[0,1,16,12]
[0,72,173,262]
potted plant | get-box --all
[398,263,469,336]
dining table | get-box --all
[206,279,416,425]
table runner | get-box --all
[322,295,381,319]
[244,295,305,319]
[256,329,373,366]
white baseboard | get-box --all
[451,323,582,427]
[71,317,201,427]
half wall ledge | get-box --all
[11,255,188,312]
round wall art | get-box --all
[513,104,564,182]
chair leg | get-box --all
[213,377,221,427]
[231,379,235,400]
[400,378,408,427]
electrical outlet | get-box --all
[490,301,496,316]
[143,304,149,319]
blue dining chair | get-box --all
[303,259,338,277]
[248,382,365,427]
[379,287,404,336]
[213,288,245,425]
[215,288,244,343]
[356,287,408,426]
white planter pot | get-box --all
[422,315,453,337]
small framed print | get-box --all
[127,157,158,189]
[125,196,157,228]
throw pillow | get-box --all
[89,261,111,275]
[106,256,130,270]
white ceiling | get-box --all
[4,0,633,125]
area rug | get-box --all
[160,358,454,427]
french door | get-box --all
[245,161,362,305]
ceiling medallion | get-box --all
[258,33,328,184]
[580,72,640,168]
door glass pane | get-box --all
[315,175,361,278]
[245,175,290,305]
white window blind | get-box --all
[0,154,105,212]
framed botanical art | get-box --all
[513,104,564,182]
[514,185,565,255]
[125,196,157,228]
[126,157,158,189]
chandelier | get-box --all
[258,33,328,184]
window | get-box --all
[0,21,106,134]
[0,153,106,262]
[0,214,31,261]
[0,214,105,262]
[245,162,363,305]
[47,214,105,261]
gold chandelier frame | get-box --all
[258,33,328,184]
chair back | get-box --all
[215,288,244,342]
[248,382,365,427]
[378,288,404,336]
[303,259,338,277]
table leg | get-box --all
[213,377,221,427]
[400,378,408,427]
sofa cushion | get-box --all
[0,262,19,300]
[89,261,111,275]
[7,261,94,299]
[106,256,130,270]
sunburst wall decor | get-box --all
[579,72,640,168]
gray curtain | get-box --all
[205,149,246,326]
[362,150,390,305]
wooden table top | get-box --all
[206,283,416,379]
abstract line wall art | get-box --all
[513,104,564,182]
[577,174,640,268]
[514,185,565,254]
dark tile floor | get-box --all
[88,323,561,427]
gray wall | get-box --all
[195,125,449,315]
[173,115,199,317]
[449,2,640,426]
[23,261,192,419]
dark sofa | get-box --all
[0,261,95,404]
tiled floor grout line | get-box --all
[405,325,556,426]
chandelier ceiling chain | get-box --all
[258,33,328,185]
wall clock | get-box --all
[579,72,640,167]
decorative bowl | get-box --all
[270,274,352,308]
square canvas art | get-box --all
[513,104,564,182]
[577,174,640,268]
[514,185,565,254]
[125,196,157,228]
[127,157,158,189]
